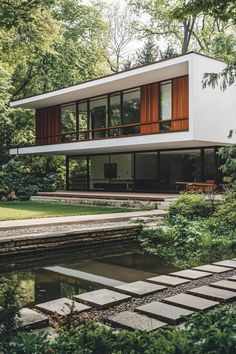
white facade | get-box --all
[10,52,236,156]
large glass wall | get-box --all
[78,101,88,140]
[61,103,77,142]
[109,93,121,137]
[122,89,140,135]
[67,148,218,192]
[90,96,107,139]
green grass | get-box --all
[0,201,135,221]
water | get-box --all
[0,250,177,307]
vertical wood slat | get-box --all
[172,76,189,131]
[140,82,159,134]
[35,105,61,145]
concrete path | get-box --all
[0,209,166,231]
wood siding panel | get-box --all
[35,106,61,145]
[141,83,159,134]
[172,76,189,131]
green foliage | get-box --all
[0,155,65,200]
[214,189,236,226]
[218,146,236,183]
[169,193,215,219]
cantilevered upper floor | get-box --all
[10,52,236,156]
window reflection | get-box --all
[160,81,172,131]
[90,96,107,139]
[61,103,77,142]
[122,89,140,135]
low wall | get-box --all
[0,224,142,257]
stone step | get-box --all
[170,269,212,280]
[35,297,90,316]
[19,308,49,330]
[213,260,236,268]
[193,264,232,273]
[44,266,125,289]
[187,285,236,303]
[108,311,167,332]
[163,293,219,311]
[136,301,194,325]
[210,280,236,291]
[147,275,189,287]
[114,281,166,297]
[228,275,236,282]
[73,289,130,308]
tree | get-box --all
[135,37,159,65]
[129,0,236,55]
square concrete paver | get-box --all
[187,286,236,303]
[210,280,236,291]
[136,301,194,324]
[115,281,166,297]
[163,293,219,311]
[147,275,189,287]
[170,269,212,280]
[35,298,90,316]
[19,308,49,329]
[109,311,166,332]
[73,289,131,308]
[193,264,232,273]
[213,260,236,268]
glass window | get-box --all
[68,157,88,190]
[122,89,140,135]
[90,96,107,139]
[160,150,201,192]
[110,153,134,191]
[160,81,172,131]
[89,155,109,190]
[204,148,215,182]
[109,93,121,137]
[61,103,77,142]
[78,100,88,140]
[135,152,158,192]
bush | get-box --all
[169,194,215,219]
[214,190,236,226]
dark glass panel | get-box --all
[109,93,121,137]
[135,152,158,192]
[90,96,107,139]
[61,103,77,142]
[204,148,215,182]
[78,100,88,140]
[122,89,140,135]
[68,157,88,190]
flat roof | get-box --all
[10,52,223,109]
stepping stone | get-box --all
[115,281,166,297]
[73,289,130,308]
[193,264,232,273]
[35,297,90,316]
[136,301,194,324]
[163,293,219,311]
[210,280,236,291]
[108,311,166,332]
[19,308,49,329]
[187,286,236,303]
[147,275,189,287]
[228,275,236,282]
[170,269,212,280]
[213,260,236,268]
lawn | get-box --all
[0,201,135,221]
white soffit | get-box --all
[10,57,190,109]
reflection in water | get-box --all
[1,252,178,307]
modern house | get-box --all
[10,52,236,194]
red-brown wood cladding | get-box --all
[35,106,61,145]
[172,76,189,131]
[140,83,160,134]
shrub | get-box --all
[169,194,215,219]
[214,190,236,226]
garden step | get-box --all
[187,285,236,303]
[108,311,167,332]
[19,308,49,330]
[35,297,90,316]
[210,280,236,291]
[115,281,166,297]
[163,293,219,311]
[147,275,189,287]
[228,275,236,282]
[170,269,212,280]
[136,301,194,324]
[213,260,236,268]
[193,264,232,273]
[73,289,130,308]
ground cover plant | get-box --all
[0,201,135,221]
[0,278,236,353]
[138,192,236,268]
